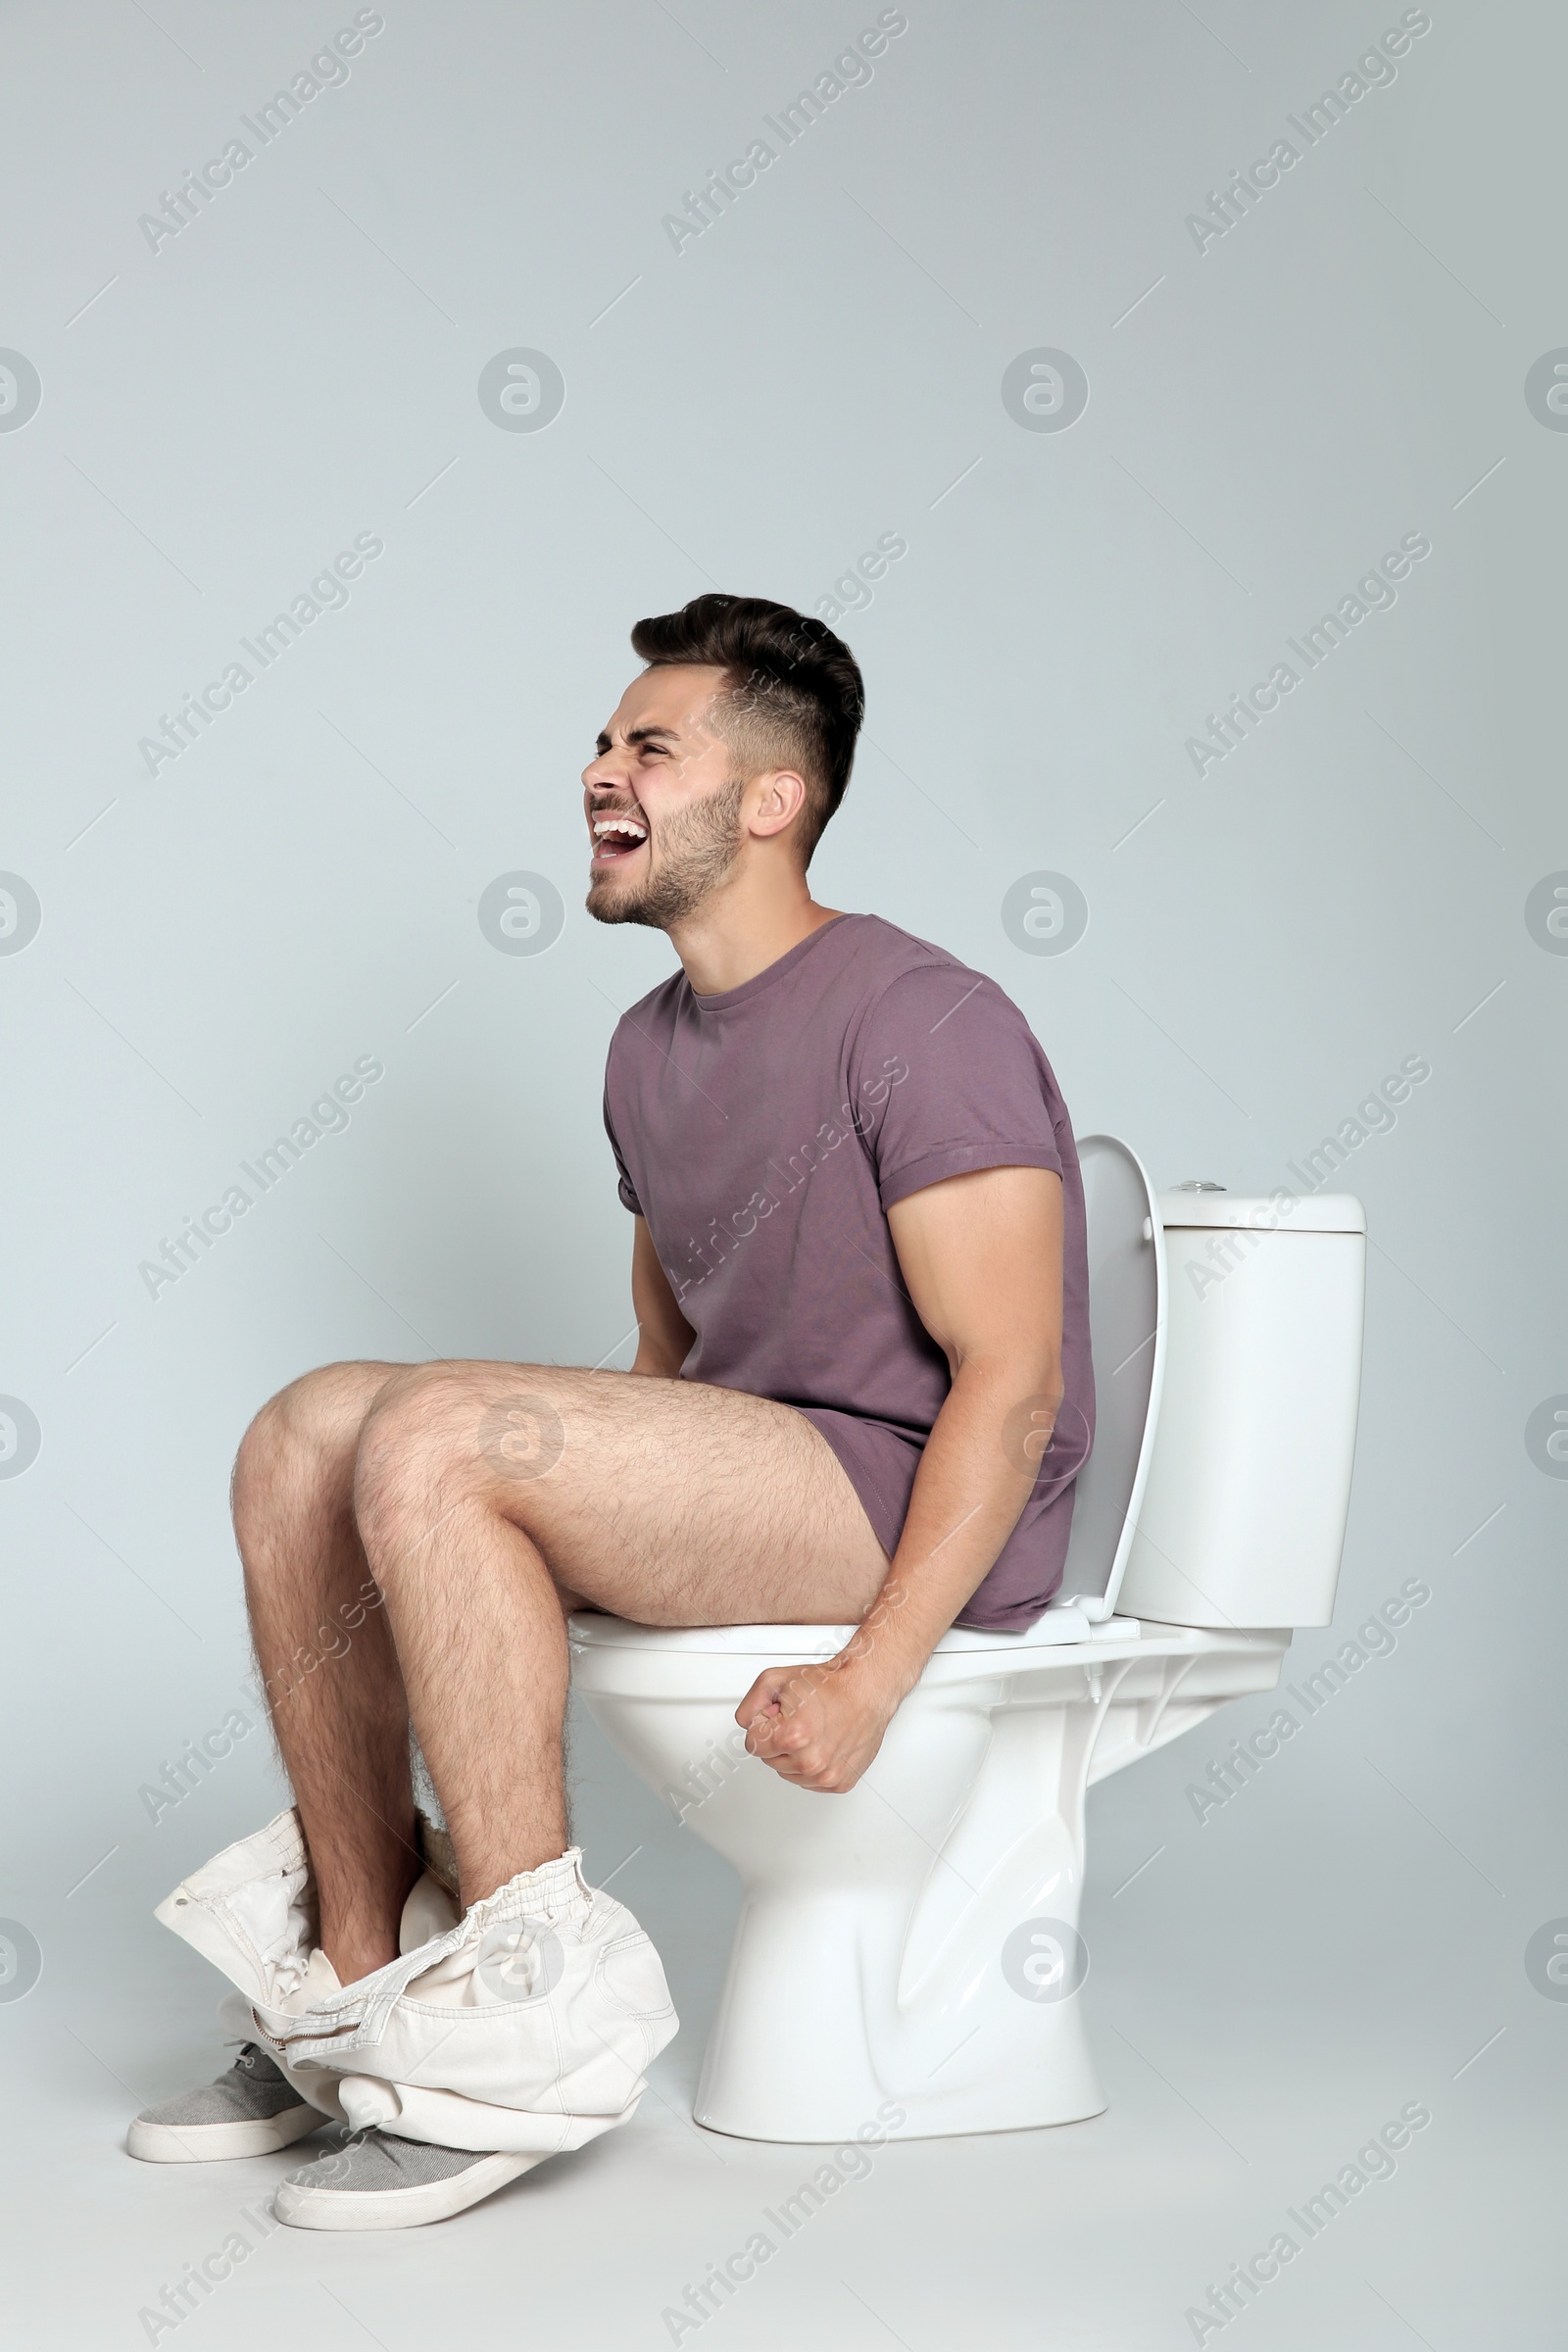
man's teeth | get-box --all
[593,816,648,844]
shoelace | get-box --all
[217,2038,270,2075]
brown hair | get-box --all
[629,593,864,865]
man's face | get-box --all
[583,664,749,930]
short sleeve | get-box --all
[603,1089,643,1216]
[851,965,1064,1212]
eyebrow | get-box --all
[595,723,680,756]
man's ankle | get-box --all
[320,1935,396,1986]
[456,1840,571,1915]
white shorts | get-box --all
[157,1807,678,2156]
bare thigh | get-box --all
[354,1363,892,1627]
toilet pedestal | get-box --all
[572,1623,1290,2142]
[693,1798,1106,2141]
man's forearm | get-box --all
[836,1353,1061,1699]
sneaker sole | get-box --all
[126,2105,321,2163]
[273,2150,540,2230]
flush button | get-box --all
[1172,1180,1226,1191]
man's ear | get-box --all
[749,769,809,840]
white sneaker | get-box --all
[274,2128,540,2230]
[126,2042,320,2163]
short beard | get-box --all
[587,776,747,931]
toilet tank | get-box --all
[1116,1187,1365,1630]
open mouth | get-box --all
[590,810,649,867]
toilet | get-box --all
[565,1141,1367,2142]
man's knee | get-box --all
[233,1361,397,1517]
[352,1364,578,1557]
[354,1366,511,1542]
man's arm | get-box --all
[736,1163,1064,1791]
[628,1216,696,1376]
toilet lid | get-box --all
[1053,1134,1166,1621]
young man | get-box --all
[128,595,1094,2229]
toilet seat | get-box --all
[567,1608,1153,1660]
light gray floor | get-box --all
[7,1693,1557,2351]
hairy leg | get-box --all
[231,1360,417,1984]
[352,1364,889,1911]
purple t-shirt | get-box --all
[602,912,1094,1631]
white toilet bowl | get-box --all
[566,1141,1366,2142]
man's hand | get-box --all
[735,1652,903,1794]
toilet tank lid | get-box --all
[1157,1188,1365,1235]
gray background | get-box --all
[2,1,1562,2344]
